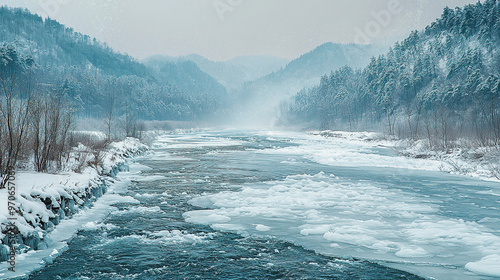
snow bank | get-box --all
[395,138,500,181]
[0,137,148,278]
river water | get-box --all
[29,130,500,280]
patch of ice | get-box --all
[395,245,429,258]
[81,222,118,231]
[115,206,163,215]
[154,135,243,150]
[465,254,500,277]
[211,224,247,235]
[255,224,271,232]
[183,211,231,225]
[300,225,332,236]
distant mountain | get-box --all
[246,43,386,94]
[144,54,290,90]
[273,43,380,79]
[145,59,228,100]
[233,43,386,126]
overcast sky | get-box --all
[0,0,480,61]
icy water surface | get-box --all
[29,130,500,279]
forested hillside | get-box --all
[289,0,500,149]
[0,6,227,121]
[0,6,146,77]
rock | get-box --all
[0,245,9,262]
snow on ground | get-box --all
[0,137,148,279]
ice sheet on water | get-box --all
[153,134,244,150]
[255,224,271,232]
[146,152,195,161]
[211,224,247,235]
[185,171,500,278]
[183,210,231,225]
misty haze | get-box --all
[1,1,500,279]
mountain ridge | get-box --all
[144,53,290,91]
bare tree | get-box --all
[0,44,35,186]
[32,89,74,172]
[103,81,116,142]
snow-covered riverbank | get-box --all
[0,138,148,279]
[315,130,500,182]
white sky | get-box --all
[0,0,480,61]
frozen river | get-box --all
[29,130,500,279]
